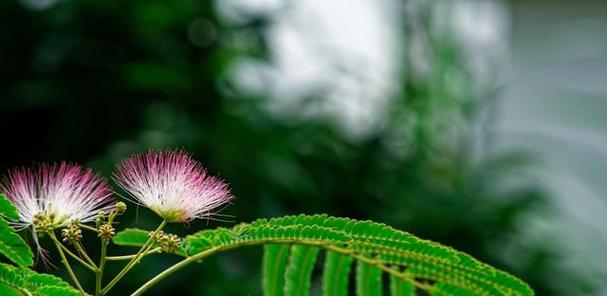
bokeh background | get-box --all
[1,0,606,295]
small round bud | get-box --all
[61,224,82,244]
[160,234,181,253]
[148,230,166,243]
[115,202,127,213]
[98,223,116,241]
[96,211,106,223]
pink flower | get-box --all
[114,150,233,223]
[0,163,114,230]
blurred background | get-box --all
[1,0,606,295]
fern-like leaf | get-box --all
[263,244,291,296]
[284,245,319,296]
[173,214,533,296]
[0,263,81,295]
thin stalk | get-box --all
[106,247,162,261]
[130,239,434,296]
[101,220,167,294]
[53,239,97,272]
[78,223,99,233]
[75,242,98,269]
[95,240,108,296]
[50,233,87,295]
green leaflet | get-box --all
[0,194,19,221]
[0,218,34,267]
[432,282,478,296]
[262,244,291,296]
[113,228,150,247]
[0,282,22,296]
[390,275,415,296]
[322,251,353,296]
[36,286,82,296]
[113,228,187,256]
[0,263,81,295]
[0,195,34,267]
[356,262,382,296]
[183,214,534,296]
[284,245,319,296]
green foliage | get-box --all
[0,195,19,221]
[0,263,81,295]
[356,262,383,296]
[113,228,187,256]
[113,228,151,247]
[283,245,319,296]
[322,251,353,296]
[185,214,534,296]
[0,282,21,296]
[262,244,290,296]
[390,274,415,296]
[0,195,33,267]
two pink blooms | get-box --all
[0,150,233,231]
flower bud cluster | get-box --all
[33,213,55,234]
[149,231,182,253]
[61,221,83,244]
[98,223,116,241]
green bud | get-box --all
[115,202,127,213]
[96,210,106,222]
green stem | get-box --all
[78,223,99,233]
[53,238,97,272]
[130,239,433,296]
[101,220,167,295]
[95,240,108,296]
[75,242,98,269]
[50,233,87,295]
[106,247,163,261]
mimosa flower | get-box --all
[0,163,114,230]
[114,150,233,223]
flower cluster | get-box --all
[0,163,114,231]
[0,150,232,264]
[114,150,233,222]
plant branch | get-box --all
[50,233,87,295]
[95,240,108,296]
[78,223,99,233]
[106,247,163,261]
[101,220,167,294]
[131,239,434,296]
[75,242,98,269]
[51,237,97,272]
